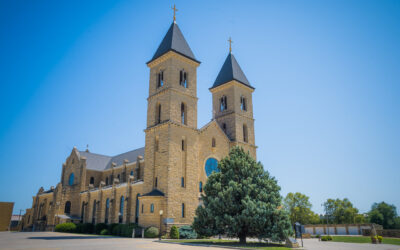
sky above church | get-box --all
[1,0,399,215]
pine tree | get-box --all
[193,147,292,244]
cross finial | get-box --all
[172,4,178,22]
[228,37,233,53]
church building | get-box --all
[21,11,257,233]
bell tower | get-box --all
[210,40,256,158]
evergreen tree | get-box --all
[193,147,292,244]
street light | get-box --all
[159,210,163,241]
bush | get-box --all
[170,225,179,239]
[321,235,333,241]
[377,235,383,243]
[94,223,108,235]
[144,226,159,238]
[75,223,94,234]
[100,229,109,235]
[55,222,76,233]
[179,225,197,239]
[108,223,119,235]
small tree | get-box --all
[284,192,320,224]
[193,147,292,244]
[170,225,179,239]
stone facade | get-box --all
[0,202,14,231]
[21,20,257,234]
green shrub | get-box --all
[377,235,383,243]
[144,226,159,238]
[75,223,94,234]
[100,229,109,235]
[94,223,108,235]
[108,223,119,235]
[321,235,332,241]
[55,222,76,233]
[170,225,179,239]
[179,225,197,239]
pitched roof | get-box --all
[79,147,144,171]
[148,22,199,64]
[142,189,165,197]
[211,53,253,89]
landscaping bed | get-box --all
[165,239,291,250]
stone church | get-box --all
[21,16,256,233]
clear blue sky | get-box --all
[1,0,399,215]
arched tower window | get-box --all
[199,181,203,192]
[150,204,154,213]
[156,104,162,124]
[180,70,188,88]
[212,138,216,148]
[155,177,158,188]
[220,96,227,111]
[81,202,85,222]
[157,70,164,88]
[105,198,110,224]
[68,173,74,186]
[64,201,71,214]
[119,196,124,223]
[135,194,140,223]
[90,177,94,185]
[243,124,248,143]
[92,200,96,224]
[240,96,247,111]
[181,103,186,125]
[130,170,134,177]
[105,177,109,186]
[222,123,227,133]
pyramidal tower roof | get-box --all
[148,22,199,64]
[211,52,253,89]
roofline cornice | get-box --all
[147,50,200,68]
[209,80,255,93]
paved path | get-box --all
[0,232,222,250]
[1,232,399,250]
[301,238,400,250]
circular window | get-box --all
[205,158,219,177]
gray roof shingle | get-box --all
[148,22,199,64]
[79,147,144,171]
[142,189,165,197]
[211,53,253,89]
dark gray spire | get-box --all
[211,53,253,89]
[148,22,199,64]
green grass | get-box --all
[165,239,291,250]
[331,236,400,245]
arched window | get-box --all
[180,70,188,88]
[105,177,109,186]
[119,196,124,223]
[68,173,74,186]
[105,198,110,224]
[157,70,164,88]
[181,177,185,187]
[181,103,186,125]
[150,204,154,213]
[182,203,185,218]
[92,200,96,224]
[64,201,71,214]
[130,170,134,177]
[141,204,144,213]
[81,202,85,222]
[199,181,203,192]
[155,137,159,152]
[135,194,140,223]
[220,96,227,111]
[243,124,248,143]
[90,177,94,185]
[205,158,219,177]
[222,123,227,133]
[156,104,162,124]
[117,174,120,181]
[181,139,185,151]
[155,177,158,188]
[212,138,216,148]
[240,96,247,111]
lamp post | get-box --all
[159,210,163,241]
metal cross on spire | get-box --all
[172,4,178,22]
[228,37,233,53]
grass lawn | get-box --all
[331,236,400,245]
[165,239,291,250]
